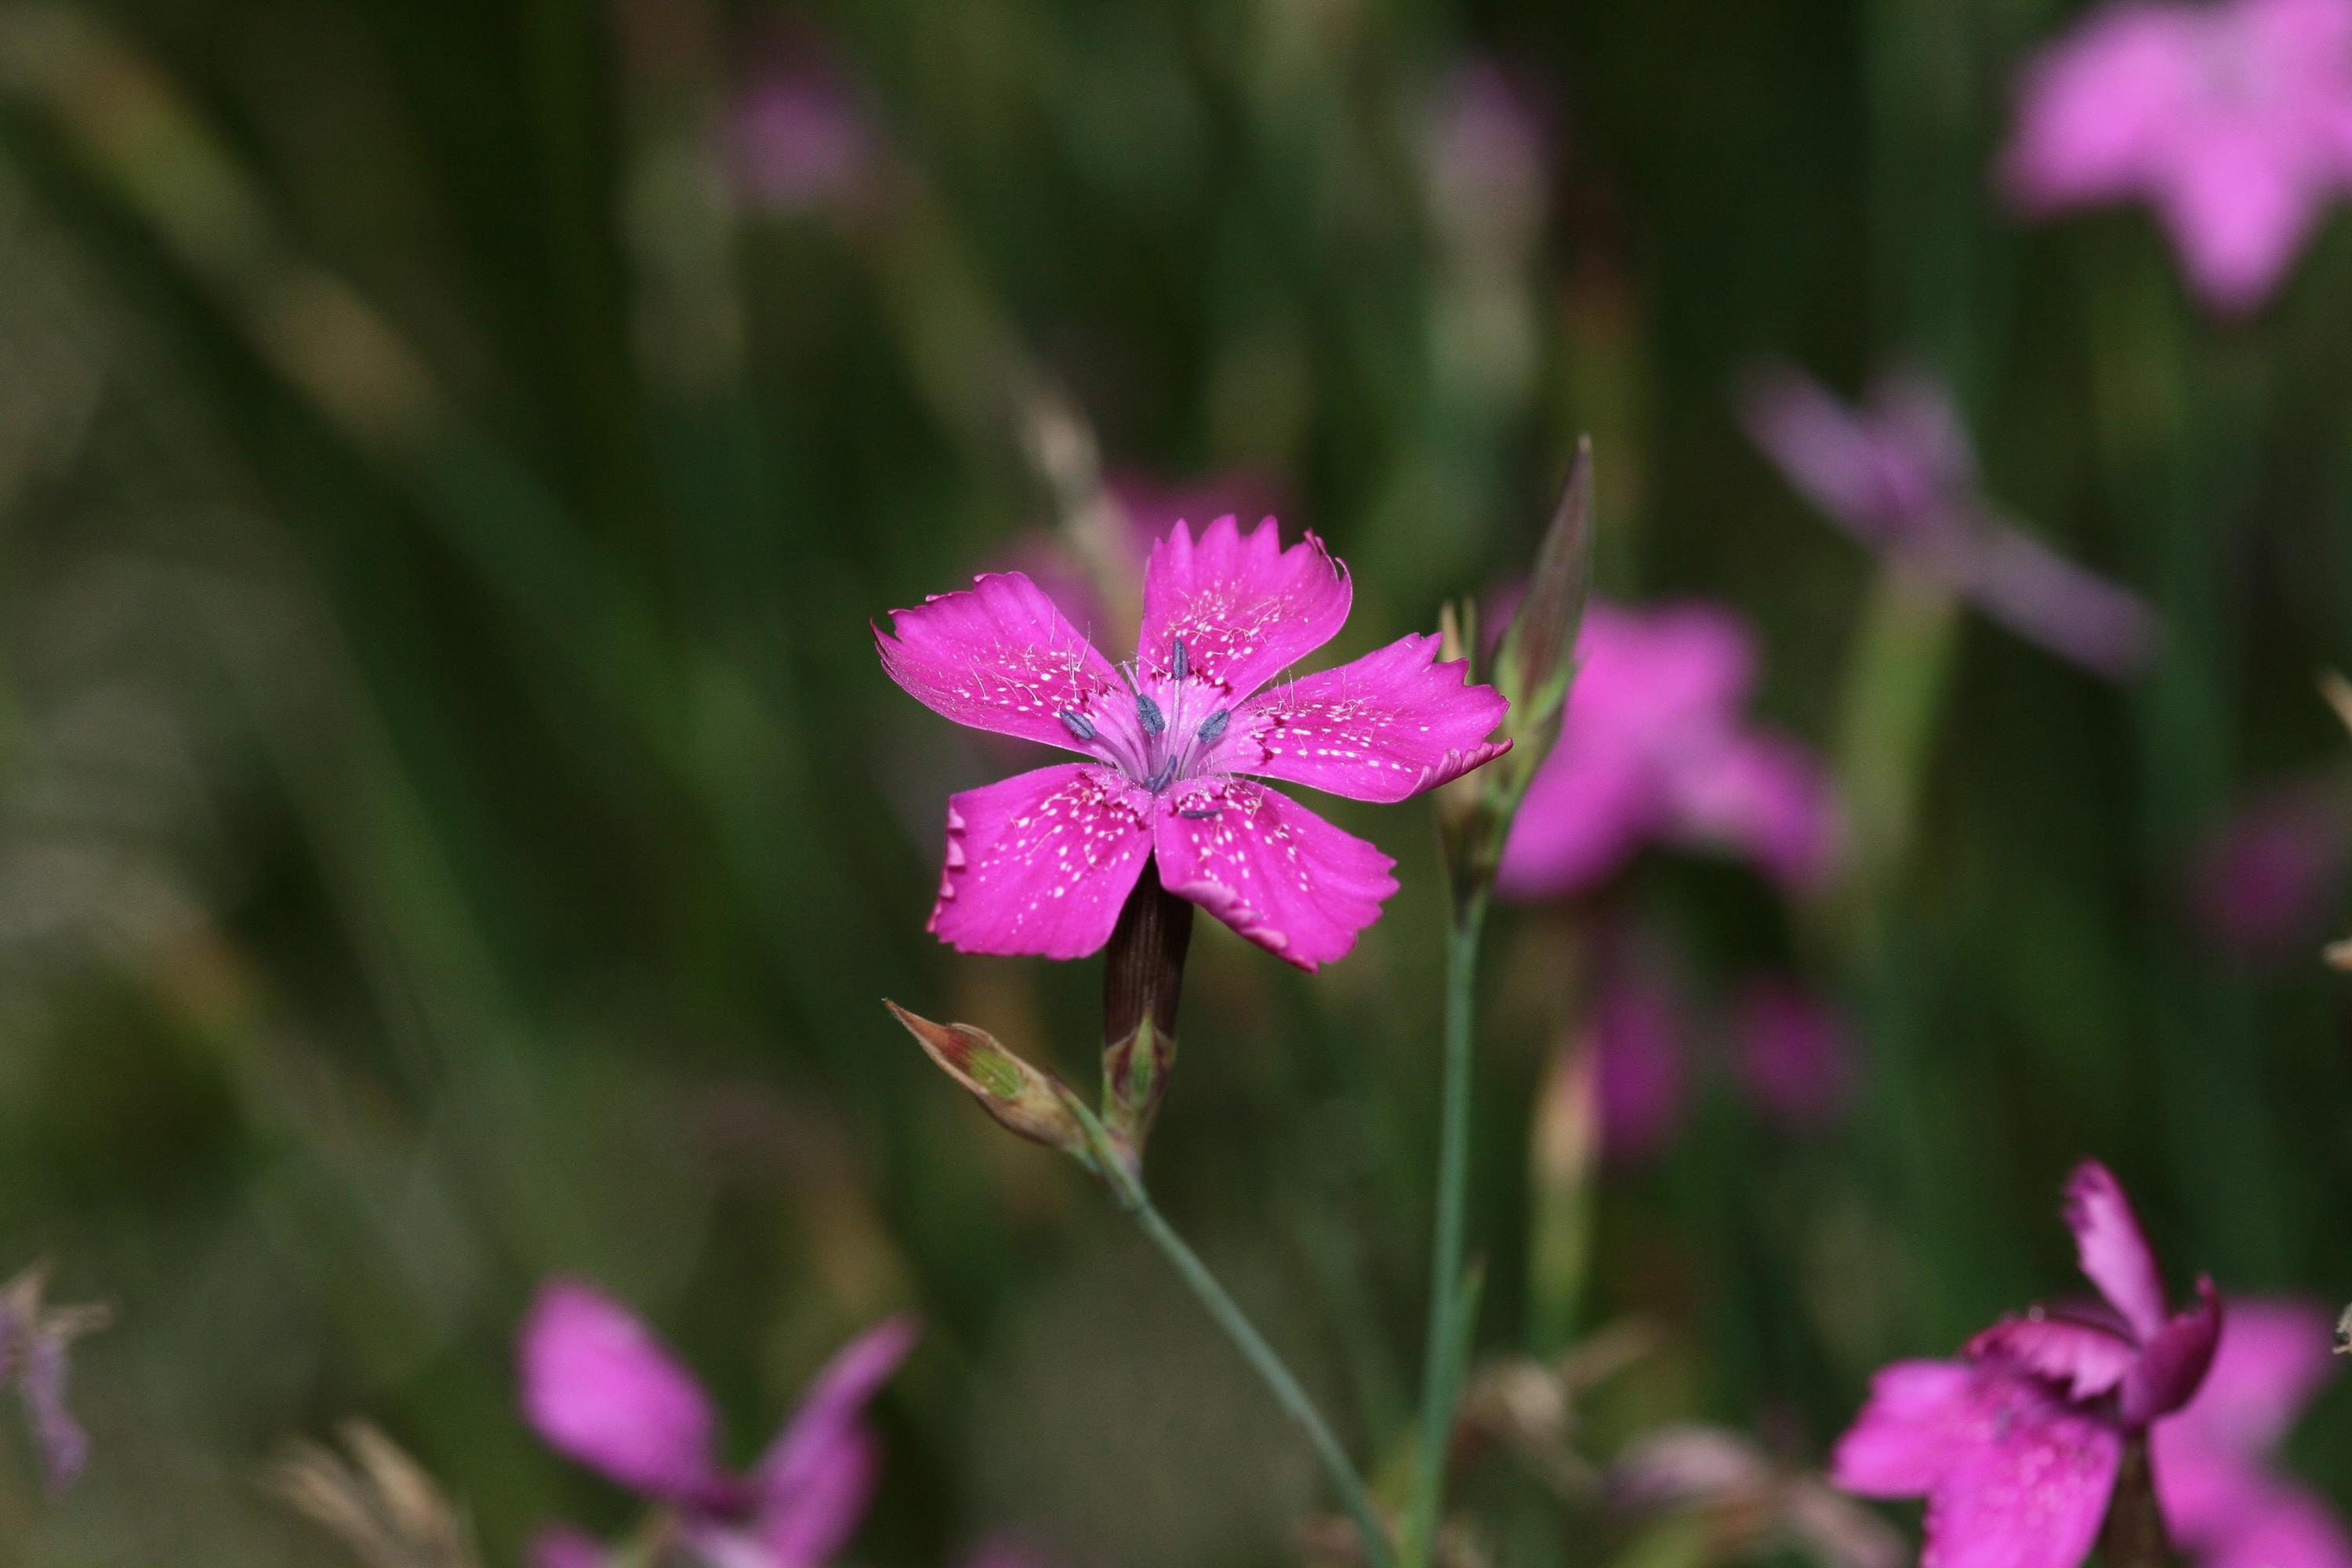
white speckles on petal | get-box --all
[877,572,1126,753]
[929,764,1156,960]
[1136,517,1352,703]
[1152,779,1397,971]
[1232,633,1512,804]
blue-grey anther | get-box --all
[1171,637,1190,681]
[1195,709,1231,745]
[1146,756,1180,793]
[1058,709,1098,742]
[1178,806,1221,820]
[1136,694,1167,735]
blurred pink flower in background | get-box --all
[2154,1299,2352,1568]
[0,1263,105,1494]
[519,1279,918,1568]
[877,517,1510,970]
[1582,960,1691,1162]
[2190,781,2350,960]
[1835,1163,2227,1568]
[1730,978,1853,1130]
[1571,948,1855,1162]
[729,59,879,214]
[1422,57,1553,238]
[1496,600,1839,899]
[2001,0,2352,311]
[1012,473,1286,646]
[1740,365,2160,679]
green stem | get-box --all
[1129,1196,1398,1568]
[1405,887,1491,1565]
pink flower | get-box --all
[2001,0,2352,311]
[1495,600,1838,898]
[1740,365,2159,679]
[1730,978,1853,1130]
[2155,1300,2352,1568]
[0,1263,105,1494]
[877,516,1511,971]
[1834,1162,2226,1568]
[1584,960,1690,1162]
[519,1280,917,1568]
[2190,782,2350,960]
[729,61,877,214]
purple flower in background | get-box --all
[2190,782,2350,960]
[1740,365,2160,679]
[1423,58,1552,238]
[729,60,877,214]
[2001,0,2352,311]
[1583,960,1690,1162]
[1730,978,1853,1130]
[1835,1162,2224,1568]
[0,1262,107,1494]
[877,516,1511,971]
[519,1279,917,1568]
[1011,473,1287,647]
[2155,1300,2352,1568]
[1496,600,1838,899]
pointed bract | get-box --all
[885,1003,1088,1157]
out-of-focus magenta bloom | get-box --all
[2190,783,2350,960]
[1835,1162,2225,1568]
[729,62,877,214]
[1013,474,1287,646]
[519,1279,917,1568]
[1496,600,1838,899]
[1584,963,1690,1162]
[2000,0,2352,311]
[0,1265,103,1494]
[1730,978,1853,1130]
[2154,1300,2352,1568]
[877,517,1511,971]
[1740,365,2159,680]
[1424,58,1552,236]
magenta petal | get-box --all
[2002,5,2198,209]
[752,1425,881,1568]
[1229,633,1510,802]
[2171,1298,2338,1460]
[927,764,1156,960]
[2199,1483,2352,1568]
[1831,1359,1980,1496]
[1137,516,1351,703]
[1495,736,1661,896]
[755,1315,919,1502]
[875,572,1126,753]
[2061,1160,2172,1341]
[21,1330,89,1494]
[1922,1385,2122,1568]
[517,1280,719,1501]
[1587,967,1689,1161]
[1152,779,1398,971]
[1738,365,1912,532]
[1966,1312,2138,1401]
[529,1526,610,1568]
[2120,1276,2224,1428]
[2154,124,2323,312]
[1962,517,2161,678]
[1664,732,1841,892]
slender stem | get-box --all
[1129,1196,1398,1568]
[2097,1436,2176,1568]
[1405,887,1491,1565]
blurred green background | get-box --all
[1,0,2349,1563]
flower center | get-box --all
[1056,637,1234,793]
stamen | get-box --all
[1171,637,1190,681]
[1058,709,1098,742]
[1195,709,1230,745]
[1145,756,1179,792]
[1137,694,1166,735]
[1178,806,1221,820]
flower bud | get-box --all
[885,1003,1090,1162]
[1492,437,1595,776]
